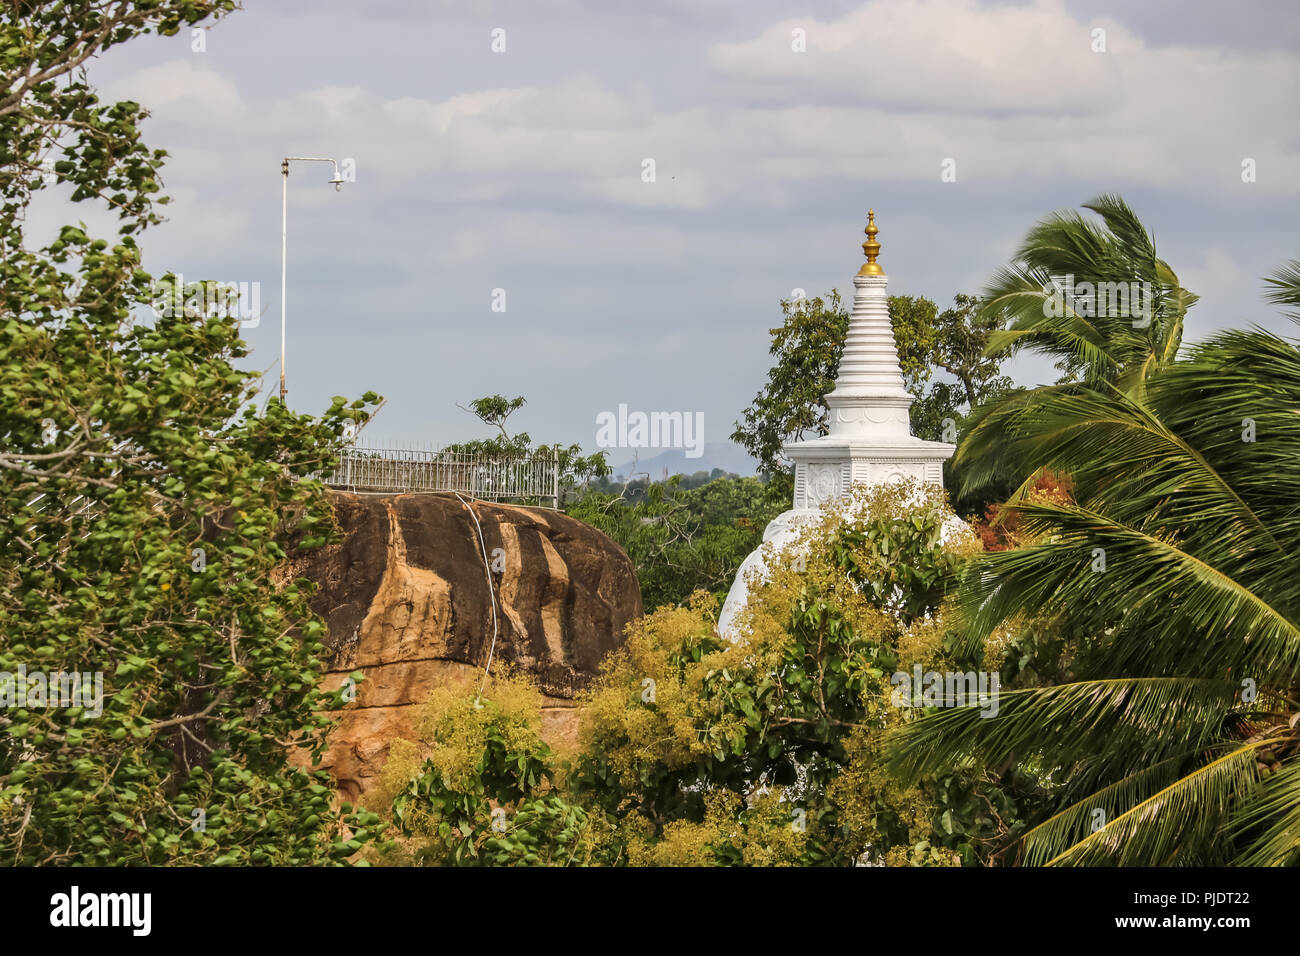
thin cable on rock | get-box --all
[454,492,500,702]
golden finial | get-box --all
[858,209,884,276]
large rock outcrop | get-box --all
[288,491,641,800]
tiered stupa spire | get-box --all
[717,210,956,638]
[822,210,912,440]
[783,209,953,512]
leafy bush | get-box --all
[372,483,1044,865]
[567,474,789,611]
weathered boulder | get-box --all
[287,491,641,800]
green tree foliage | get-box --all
[732,290,1012,475]
[980,193,1192,388]
[731,291,849,475]
[0,1,381,864]
[955,194,1195,500]
[373,673,610,866]
[372,485,1042,866]
[588,466,738,495]
[567,474,789,612]
[449,393,610,501]
[888,258,1300,866]
[904,294,1014,443]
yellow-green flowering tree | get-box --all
[371,483,1043,865]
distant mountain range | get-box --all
[608,442,761,481]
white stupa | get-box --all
[718,211,956,639]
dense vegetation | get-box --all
[1,0,381,864]
[567,473,789,611]
[569,287,1016,615]
[731,289,1015,514]
[371,198,1300,866]
[4,2,1295,870]
[892,199,1300,865]
[370,484,1038,866]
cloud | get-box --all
[108,58,244,125]
[70,0,1300,443]
[112,0,1300,240]
[709,0,1127,115]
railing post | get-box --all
[552,443,560,509]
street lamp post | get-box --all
[280,156,345,403]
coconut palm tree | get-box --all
[955,195,1197,499]
[888,261,1300,865]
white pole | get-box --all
[279,158,288,402]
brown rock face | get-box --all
[290,491,641,800]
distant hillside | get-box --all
[608,442,761,481]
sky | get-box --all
[39,0,1300,457]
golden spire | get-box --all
[857,209,885,276]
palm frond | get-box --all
[1233,755,1300,866]
[978,196,1193,388]
[963,502,1300,682]
[887,677,1237,785]
[1044,741,1265,866]
[1016,753,1190,866]
[987,383,1289,565]
[1263,258,1300,321]
[952,382,1083,499]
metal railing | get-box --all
[322,443,561,508]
